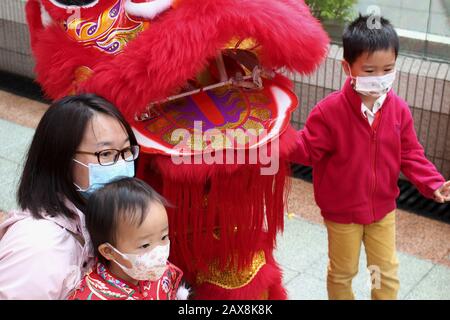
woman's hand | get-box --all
[434,181,450,203]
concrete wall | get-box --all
[0,0,34,78]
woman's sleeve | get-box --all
[0,219,80,300]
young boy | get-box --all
[291,15,450,300]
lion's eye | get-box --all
[50,0,99,8]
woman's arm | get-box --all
[0,218,81,299]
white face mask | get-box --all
[108,242,170,281]
[348,67,396,98]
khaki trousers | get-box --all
[324,211,399,300]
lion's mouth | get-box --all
[132,48,297,156]
[132,77,297,156]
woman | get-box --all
[0,94,139,299]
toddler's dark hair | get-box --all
[86,177,168,265]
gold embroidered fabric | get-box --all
[196,250,266,289]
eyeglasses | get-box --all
[76,145,140,166]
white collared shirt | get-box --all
[361,94,387,126]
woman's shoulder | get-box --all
[0,210,85,299]
[0,210,75,251]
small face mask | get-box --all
[73,158,135,196]
[108,242,170,281]
[347,63,396,98]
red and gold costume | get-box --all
[25,0,329,299]
[69,261,183,300]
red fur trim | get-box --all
[25,0,44,47]
[26,0,116,99]
[78,0,329,119]
[28,0,328,117]
[272,73,295,91]
[25,20,107,99]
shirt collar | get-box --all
[361,94,387,117]
[96,261,150,294]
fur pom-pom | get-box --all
[176,283,191,300]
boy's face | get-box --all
[342,49,397,78]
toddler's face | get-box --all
[108,201,170,268]
[342,49,397,78]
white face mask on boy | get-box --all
[352,71,396,98]
[108,242,170,281]
[346,62,396,98]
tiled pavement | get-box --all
[0,91,449,300]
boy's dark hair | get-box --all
[17,94,138,220]
[86,177,168,265]
[343,14,399,65]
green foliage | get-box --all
[305,0,357,22]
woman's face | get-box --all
[72,113,131,189]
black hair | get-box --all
[343,14,399,65]
[85,177,168,265]
[17,94,138,220]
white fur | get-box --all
[125,0,173,20]
[40,3,53,27]
[176,284,191,300]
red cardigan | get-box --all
[291,78,445,224]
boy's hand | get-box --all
[433,181,450,203]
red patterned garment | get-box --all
[69,261,183,300]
